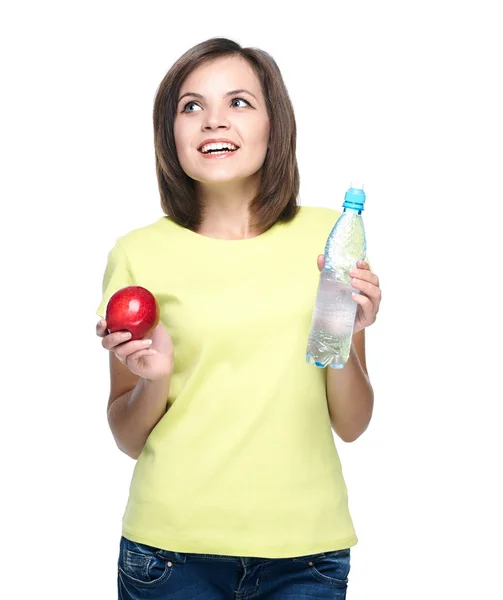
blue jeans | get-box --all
[118,535,351,599]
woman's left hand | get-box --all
[317,256,382,335]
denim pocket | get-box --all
[293,548,351,588]
[118,536,176,588]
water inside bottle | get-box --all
[306,270,358,368]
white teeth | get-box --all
[200,142,237,153]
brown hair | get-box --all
[153,37,300,233]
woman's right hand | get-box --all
[96,319,174,381]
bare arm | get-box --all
[107,353,171,459]
[326,329,374,443]
[316,254,378,443]
[97,319,175,460]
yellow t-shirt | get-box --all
[96,205,364,558]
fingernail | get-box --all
[142,339,152,345]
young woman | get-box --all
[96,37,382,600]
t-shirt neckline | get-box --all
[161,216,285,245]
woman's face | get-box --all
[173,56,270,186]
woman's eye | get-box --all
[183,101,201,113]
[181,97,251,113]
[231,98,250,108]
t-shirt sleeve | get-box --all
[96,242,135,318]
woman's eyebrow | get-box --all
[178,89,258,103]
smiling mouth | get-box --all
[198,148,239,155]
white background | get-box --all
[1,1,502,598]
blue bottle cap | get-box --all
[342,184,366,211]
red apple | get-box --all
[105,286,160,340]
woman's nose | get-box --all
[202,109,231,130]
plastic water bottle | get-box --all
[306,183,368,369]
